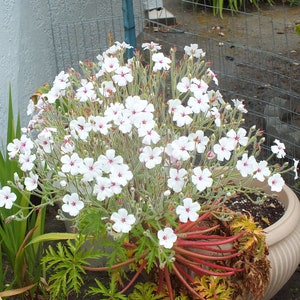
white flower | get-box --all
[226,128,248,147]
[184,44,205,58]
[232,99,248,113]
[18,152,36,171]
[236,154,258,177]
[108,178,123,195]
[61,135,75,154]
[97,149,123,173]
[167,168,187,193]
[27,99,35,115]
[142,42,161,52]
[293,159,299,180]
[253,160,271,182]
[167,136,195,161]
[0,186,17,209]
[80,157,103,182]
[19,135,34,154]
[157,227,177,249]
[187,92,210,113]
[188,130,209,154]
[172,105,193,127]
[112,66,133,86]
[176,198,201,223]
[114,110,132,133]
[61,153,83,175]
[62,193,84,216]
[24,172,39,191]
[110,164,133,186]
[206,68,218,85]
[138,127,161,145]
[88,115,112,135]
[44,86,61,103]
[53,71,70,90]
[111,208,136,233]
[76,79,96,102]
[208,90,224,106]
[104,102,125,122]
[102,56,120,73]
[168,99,182,114]
[139,146,163,169]
[213,137,234,161]
[93,177,114,201]
[190,78,208,94]
[177,77,191,93]
[69,116,92,141]
[99,80,116,97]
[7,138,22,159]
[152,52,171,72]
[192,167,213,192]
[268,173,285,192]
[271,139,286,159]
[210,107,221,127]
[36,129,55,153]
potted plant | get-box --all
[2,41,299,299]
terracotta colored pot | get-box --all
[262,184,300,300]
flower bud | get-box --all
[163,190,171,196]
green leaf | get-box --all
[26,232,78,246]
[128,282,164,300]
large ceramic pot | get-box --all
[262,184,300,300]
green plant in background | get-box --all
[190,0,274,18]
[295,23,300,36]
[0,85,46,299]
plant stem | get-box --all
[172,262,205,300]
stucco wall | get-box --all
[0,0,144,148]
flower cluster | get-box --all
[2,41,297,252]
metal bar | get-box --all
[122,0,136,58]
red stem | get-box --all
[177,253,244,273]
[173,261,195,283]
[177,212,212,233]
[177,225,220,238]
[164,265,174,300]
[119,259,148,294]
[174,245,241,261]
[176,231,244,248]
[190,244,236,254]
[173,262,205,300]
[178,233,233,240]
[175,254,236,277]
[156,267,165,295]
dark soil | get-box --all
[224,193,285,229]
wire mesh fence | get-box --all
[51,16,125,71]
[48,0,144,71]
[47,0,299,192]
[141,0,300,193]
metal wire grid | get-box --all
[48,0,145,71]
[51,16,125,71]
[141,1,300,192]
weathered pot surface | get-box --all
[262,184,300,300]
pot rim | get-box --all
[264,184,300,246]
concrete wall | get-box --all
[0,0,144,148]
